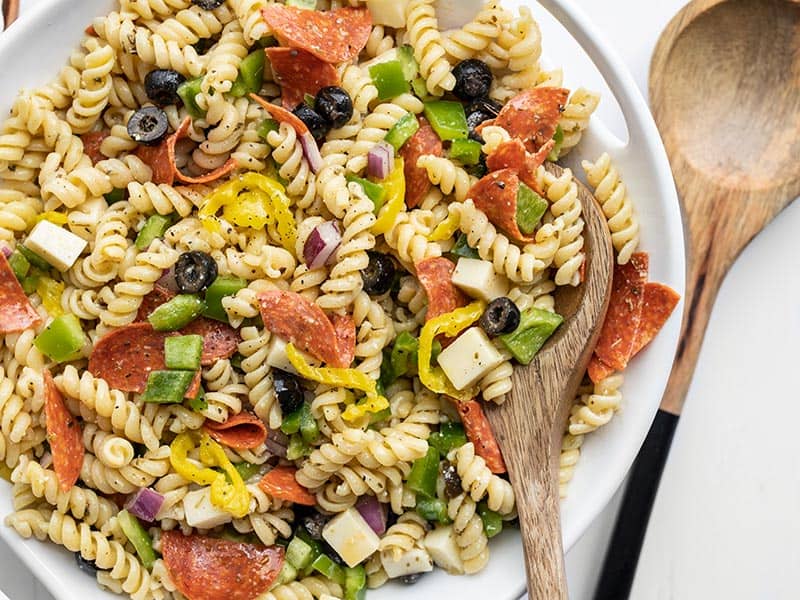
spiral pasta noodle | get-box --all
[406,0,457,96]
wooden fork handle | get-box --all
[3,0,19,30]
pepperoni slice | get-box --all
[135,285,176,322]
[204,412,267,450]
[266,47,340,109]
[330,313,356,369]
[250,93,311,137]
[486,138,554,195]
[81,131,109,165]
[399,117,443,209]
[88,323,173,393]
[592,253,649,372]
[415,257,469,323]
[456,399,506,474]
[162,531,284,600]
[136,143,174,185]
[261,5,372,64]
[169,117,237,185]
[258,466,316,506]
[587,355,615,383]
[468,168,537,244]
[480,87,569,153]
[185,370,202,400]
[0,254,42,334]
[44,369,84,492]
[257,290,349,368]
[182,318,240,366]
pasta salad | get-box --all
[0,1,680,599]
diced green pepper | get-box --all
[416,497,451,525]
[275,561,299,586]
[369,406,391,424]
[281,405,304,435]
[384,112,419,151]
[295,526,324,558]
[230,352,244,370]
[230,49,266,98]
[17,244,50,271]
[104,188,125,205]
[379,347,397,389]
[428,422,467,457]
[135,214,173,251]
[21,272,39,295]
[148,294,205,331]
[499,307,564,365]
[7,251,30,281]
[164,335,204,371]
[411,77,430,101]
[141,370,196,404]
[369,60,410,101]
[449,138,482,166]
[34,314,86,363]
[117,510,158,570]
[257,35,278,48]
[547,125,564,162]
[423,101,468,141]
[177,77,205,118]
[286,536,316,570]
[396,45,419,81]
[187,388,208,412]
[407,446,439,499]
[311,553,345,585]
[234,461,261,481]
[344,565,367,600]
[203,276,247,322]
[256,118,279,141]
[345,174,386,212]
[299,404,319,444]
[285,0,316,8]
[451,233,480,259]
[390,331,419,378]
[478,502,503,538]
[516,183,548,236]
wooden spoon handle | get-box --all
[3,0,19,29]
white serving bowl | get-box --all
[0,1,685,598]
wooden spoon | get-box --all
[487,163,614,599]
[594,1,800,597]
[2,0,19,29]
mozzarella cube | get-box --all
[182,488,232,529]
[424,526,464,575]
[436,327,505,391]
[266,336,319,375]
[366,0,409,28]
[381,547,434,579]
[322,508,380,567]
[451,258,509,302]
[24,220,87,272]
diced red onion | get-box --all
[356,495,387,535]
[303,221,342,270]
[156,267,178,292]
[299,132,324,174]
[125,488,165,522]
[1,245,11,258]
[367,141,395,180]
[265,428,289,459]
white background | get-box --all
[2,0,800,598]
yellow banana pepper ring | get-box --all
[170,433,219,486]
[371,158,406,236]
[36,277,65,318]
[35,211,68,226]
[427,211,460,242]
[418,301,486,401]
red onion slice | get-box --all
[156,267,178,292]
[265,428,289,458]
[125,487,165,522]
[299,132,324,174]
[356,495,387,535]
[303,221,342,270]
[367,140,395,180]
[1,245,12,258]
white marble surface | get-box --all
[2,0,800,598]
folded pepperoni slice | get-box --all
[468,168,536,244]
[204,412,267,450]
[480,87,569,153]
[415,257,469,323]
[592,252,649,372]
[266,47,340,109]
[135,142,174,185]
[400,117,443,209]
[182,317,240,366]
[0,254,41,334]
[135,285,176,322]
[330,313,356,369]
[587,355,615,383]
[456,399,506,474]
[257,290,348,368]
[81,131,109,165]
[258,466,316,506]
[486,137,554,195]
[261,5,372,64]
[44,369,84,492]
[162,531,284,600]
[169,117,237,185]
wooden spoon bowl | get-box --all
[486,163,614,598]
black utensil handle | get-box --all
[592,408,680,600]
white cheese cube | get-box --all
[436,327,505,391]
[24,220,87,272]
[366,0,409,28]
[424,526,464,575]
[381,547,434,579]
[451,258,509,302]
[322,508,380,567]
[182,488,232,529]
[266,336,320,375]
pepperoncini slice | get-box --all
[200,172,296,252]
[286,343,389,422]
[36,276,64,317]
[35,211,68,226]
[428,211,460,242]
[371,158,406,236]
[418,301,486,401]
[170,433,219,486]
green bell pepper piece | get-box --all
[499,307,564,365]
[141,370,196,404]
[187,388,208,412]
[234,461,261,481]
[416,497,451,525]
[369,60,409,101]
[547,125,564,162]
[407,446,439,499]
[135,214,173,251]
[390,331,419,378]
[477,502,503,538]
[281,405,304,435]
[345,174,386,212]
[17,244,50,271]
[295,526,324,558]
[428,422,467,457]
[449,138,482,166]
[286,536,316,570]
[203,276,247,322]
[369,405,391,425]
[21,272,39,295]
[450,233,480,260]
[275,561,298,586]
[285,0,316,8]
[344,565,367,600]
[117,510,157,570]
[396,45,419,80]
[104,188,125,205]
[410,77,430,101]
[177,77,205,118]
[230,49,266,98]
[299,404,319,444]
[164,334,204,371]
[148,294,205,331]
[423,101,468,141]
[384,112,419,151]
[257,118,279,141]
[34,314,86,363]
[311,553,345,585]
[7,251,30,281]
[516,183,548,236]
